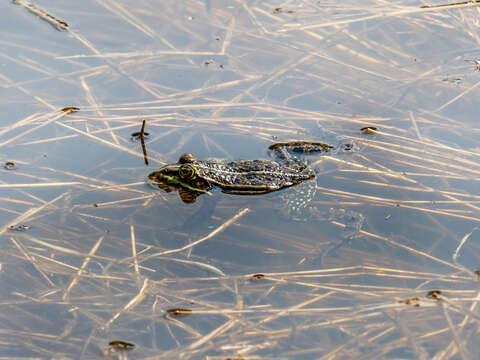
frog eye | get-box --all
[178,164,196,180]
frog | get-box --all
[148,141,333,203]
[148,140,365,266]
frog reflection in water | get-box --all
[148,141,332,204]
[149,141,364,265]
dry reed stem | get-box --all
[102,278,149,329]
[10,236,54,286]
[63,235,104,300]
[0,192,67,236]
[130,225,140,277]
[138,207,250,262]
[188,319,238,350]
[0,182,80,188]
[56,122,160,164]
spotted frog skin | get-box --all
[148,141,332,203]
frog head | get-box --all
[148,153,211,203]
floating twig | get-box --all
[130,119,150,139]
[131,119,149,165]
[360,126,377,134]
[103,341,135,357]
[140,125,149,165]
[13,0,69,31]
[108,341,135,351]
[420,1,478,9]
[251,273,265,279]
[166,308,193,317]
[61,106,80,114]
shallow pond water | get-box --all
[1,0,480,358]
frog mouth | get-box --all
[149,169,209,193]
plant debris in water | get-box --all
[107,341,135,350]
[251,273,265,279]
[273,7,295,14]
[12,0,68,30]
[61,106,80,113]
[426,290,442,300]
[398,297,420,307]
[420,1,475,9]
[4,161,16,170]
[475,269,480,280]
[130,119,149,165]
[166,308,193,317]
[360,126,377,134]
[8,224,30,231]
[130,119,150,140]
[3,1,480,358]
